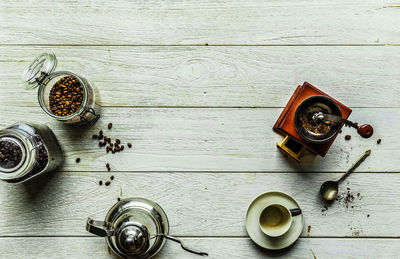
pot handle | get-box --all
[86,218,114,237]
[157,234,208,256]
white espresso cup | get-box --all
[259,203,302,237]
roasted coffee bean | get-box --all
[105,181,110,186]
[110,175,114,180]
[110,143,113,147]
[377,138,381,144]
[121,145,124,151]
[99,130,103,135]
[116,139,120,145]
[99,180,103,186]
[76,157,81,163]
[99,142,103,147]
[127,142,132,148]
[49,75,83,117]
[345,135,351,140]
[112,150,115,154]
[106,163,110,168]
[108,123,112,129]
[102,142,107,147]
[117,197,121,201]
[92,134,98,139]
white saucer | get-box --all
[245,191,304,250]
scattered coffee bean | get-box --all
[345,135,351,140]
[339,130,342,133]
[99,130,103,135]
[49,75,83,117]
[76,157,81,163]
[127,142,132,148]
[110,143,113,147]
[121,145,124,151]
[0,140,23,169]
[377,138,381,144]
[105,181,110,186]
[110,175,114,180]
[367,214,370,218]
[108,123,112,129]
[116,139,120,145]
[92,134,98,139]
[112,150,115,154]
[99,180,103,185]
[106,163,110,168]
[99,142,103,147]
[117,197,121,201]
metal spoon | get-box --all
[320,150,371,201]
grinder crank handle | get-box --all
[313,113,373,138]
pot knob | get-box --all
[116,223,150,256]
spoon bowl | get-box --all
[320,180,339,201]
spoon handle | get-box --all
[338,150,371,183]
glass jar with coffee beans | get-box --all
[23,53,101,125]
[0,123,64,183]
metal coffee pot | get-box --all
[86,197,208,258]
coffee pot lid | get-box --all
[23,53,57,89]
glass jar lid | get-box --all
[0,130,37,181]
[23,53,57,89]
[0,136,26,173]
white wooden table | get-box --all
[0,0,399,258]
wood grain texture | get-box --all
[0,237,399,259]
[0,106,396,172]
[0,172,399,237]
[0,46,399,108]
[0,0,399,45]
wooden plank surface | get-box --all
[0,46,399,108]
[1,0,400,45]
[0,106,396,172]
[0,172,399,237]
[0,237,399,259]
[1,0,399,257]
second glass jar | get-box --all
[23,53,101,125]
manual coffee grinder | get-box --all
[273,82,373,162]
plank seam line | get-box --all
[0,44,392,47]
[0,236,399,239]
[3,106,398,109]
[60,171,400,174]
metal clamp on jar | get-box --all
[23,53,101,126]
[86,197,208,258]
[0,123,64,183]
